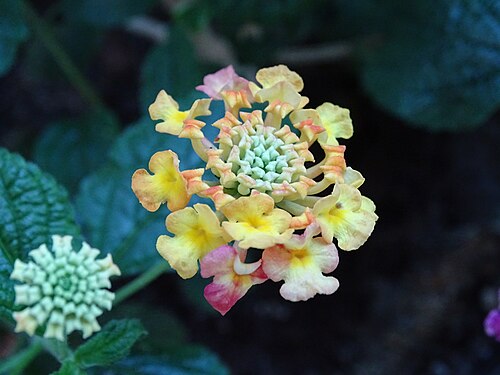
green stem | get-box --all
[21,0,106,112]
[41,338,73,363]
[114,262,170,306]
[0,341,43,375]
[294,195,320,208]
[277,200,307,216]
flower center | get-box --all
[230,125,299,195]
[58,275,72,291]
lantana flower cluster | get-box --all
[10,235,120,340]
[132,65,378,315]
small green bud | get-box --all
[10,235,121,341]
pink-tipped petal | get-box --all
[196,65,249,99]
[200,245,267,315]
[200,245,235,278]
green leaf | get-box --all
[33,111,119,193]
[76,166,165,275]
[52,360,86,375]
[0,148,81,323]
[0,257,15,324]
[90,349,229,375]
[74,319,147,368]
[106,303,187,354]
[0,0,29,76]
[140,27,204,111]
[61,0,157,28]
[75,118,205,275]
[361,0,500,130]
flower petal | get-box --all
[343,167,365,188]
[262,225,339,302]
[157,204,227,278]
[255,65,304,92]
[131,150,190,212]
[200,245,267,315]
[221,194,293,249]
[199,245,235,278]
[187,98,212,119]
[313,184,378,250]
[197,185,235,210]
[485,309,500,341]
[203,274,253,315]
[149,90,187,135]
[196,65,250,99]
[289,109,325,144]
[316,103,353,146]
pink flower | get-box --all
[196,65,250,100]
[200,244,267,315]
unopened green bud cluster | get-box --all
[10,235,121,341]
[230,124,305,195]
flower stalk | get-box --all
[114,261,170,306]
[20,0,106,112]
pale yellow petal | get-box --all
[316,103,353,145]
[313,184,378,250]
[148,90,188,135]
[256,65,304,91]
[157,204,228,278]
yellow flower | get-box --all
[313,184,378,250]
[149,90,211,135]
[131,150,190,212]
[157,204,228,279]
[221,193,293,249]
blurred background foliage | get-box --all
[0,0,499,374]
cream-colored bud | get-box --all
[10,235,120,341]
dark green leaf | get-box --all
[74,319,147,368]
[52,360,86,375]
[0,148,81,323]
[106,303,187,354]
[90,349,229,375]
[0,0,29,76]
[140,27,203,111]
[33,111,119,193]
[361,0,500,130]
[62,0,157,28]
[76,166,165,275]
[75,118,205,275]
[0,257,15,324]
